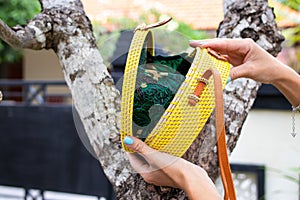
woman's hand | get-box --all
[190,38,300,107]
[190,38,286,84]
[124,136,221,200]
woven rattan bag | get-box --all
[120,18,229,156]
[120,18,236,200]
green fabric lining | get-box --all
[132,47,194,139]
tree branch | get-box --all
[0,19,23,48]
[0,17,50,50]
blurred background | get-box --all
[0,0,299,199]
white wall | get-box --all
[230,109,300,200]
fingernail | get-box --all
[124,136,134,145]
[226,76,231,84]
[189,40,206,45]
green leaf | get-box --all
[0,0,41,63]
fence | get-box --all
[0,76,267,199]
[0,80,71,105]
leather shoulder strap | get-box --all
[192,68,236,200]
[212,69,236,200]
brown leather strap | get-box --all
[212,69,236,200]
[188,70,211,106]
[189,68,236,200]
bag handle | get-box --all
[189,68,236,200]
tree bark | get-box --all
[0,0,284,199]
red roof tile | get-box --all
[81,0,299,30]
[81,0,224,30]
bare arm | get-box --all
[124,136,222,200]
[271,63,300,107]
[190,38,300,107]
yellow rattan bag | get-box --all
[120,19,230,157]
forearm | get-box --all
[271,62,300,107]
[181,165,222,200]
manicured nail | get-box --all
[226,76,231,84]
[124,136,134,145]
[189,40,206,45]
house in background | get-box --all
[1,0,300,199]
[81,0,224,31]
[23,0,300,81]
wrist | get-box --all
[270,62,295,85]
[181,164,221,200]
[270,62,300,106]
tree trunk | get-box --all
[183,0,285,183]
[0,0,284,199]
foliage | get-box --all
[268,166,300,197]
[93,24,120,68]
[104,9,209,40]
[0,0,41,63]
[272,167,300,185]
[106,17,138,30]
[283,27,300,46]
[93,9,209,68]
[276,0,300,46]
[277,0,300,11]
[176,21,208,40]
[275,0,300,71]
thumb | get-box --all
[123,136,156,155]
[124,136,179,171]
[230,63,252,80]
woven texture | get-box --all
[121,29,230,157]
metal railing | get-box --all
[0,72,123,106]
[0,79,72,106]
